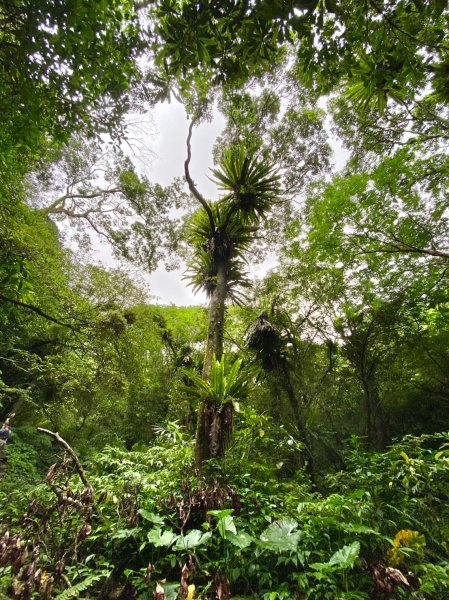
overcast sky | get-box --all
[90,100,226,306]
[89,98,347,307]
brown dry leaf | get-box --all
[215,575,231,600]
[385,566,410,586]
[180,563,190,598]
[372,563,410,595]
[153,582,166,600]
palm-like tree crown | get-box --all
[211,146,281,223]
[185,147,281,298]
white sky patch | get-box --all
[69,96,345,306]
[90,101,225,306]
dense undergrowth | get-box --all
[1,416,449,599]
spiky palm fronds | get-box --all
[187,202,219,245]
[185,148,279,300]
[184,200,258,297]
[211,146,281,223]
[185,247,218,297]
[225,258,252,304]
[184,250,251,299]
[183,354,247,405]
[187,202,257,258]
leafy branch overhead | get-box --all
[28,137,188,272]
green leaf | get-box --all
[329,541,360,567]
[340,523,380,535]
[208,508,234,519]
[226,530,253,549]
[147,527,178,547]
[174,529,212,550]
[55,570,110,600]
[138,509,165,524]
[218,515,237,538]
[311,541,361,571]
[111,527,141,540]
[259,518,302,553]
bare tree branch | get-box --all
[37,427,96,507]
[184,120,216,231]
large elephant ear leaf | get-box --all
[328,541,360,568]
[259,518,302,553]
[174,529,212,550]
[310,541,360,572]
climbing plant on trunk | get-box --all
[184,121,280,468]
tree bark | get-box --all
[195,260,232,469]
[202,260,227,379]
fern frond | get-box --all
[55,570,110,600]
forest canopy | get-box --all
[1,1,449,599]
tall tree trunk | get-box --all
[281,366,315,480]
[195,261,233,469]
[202,261,227,379]
[359,372,388,449]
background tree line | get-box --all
[1,1,449,598]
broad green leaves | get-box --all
[259,519,302,554]
[226,531,253,550]
[310,542,360,572]
[208,509,254,549]
[174,530,212,550]
[138,509,165,525]
[147,528,179,548]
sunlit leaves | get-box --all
[301,148,449,300]
[1,0,142,156]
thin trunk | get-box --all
[202,261,227,379]
[371,387,388,449]
[361,376,373,446]
[195,261,231,469]
[281,366,315,480]
[359,371,387,449]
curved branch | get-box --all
[44,188,121,215]
[0,294,76,329]
[37,428,95,503]
[353,238,449,260]
[184,120,216,231]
